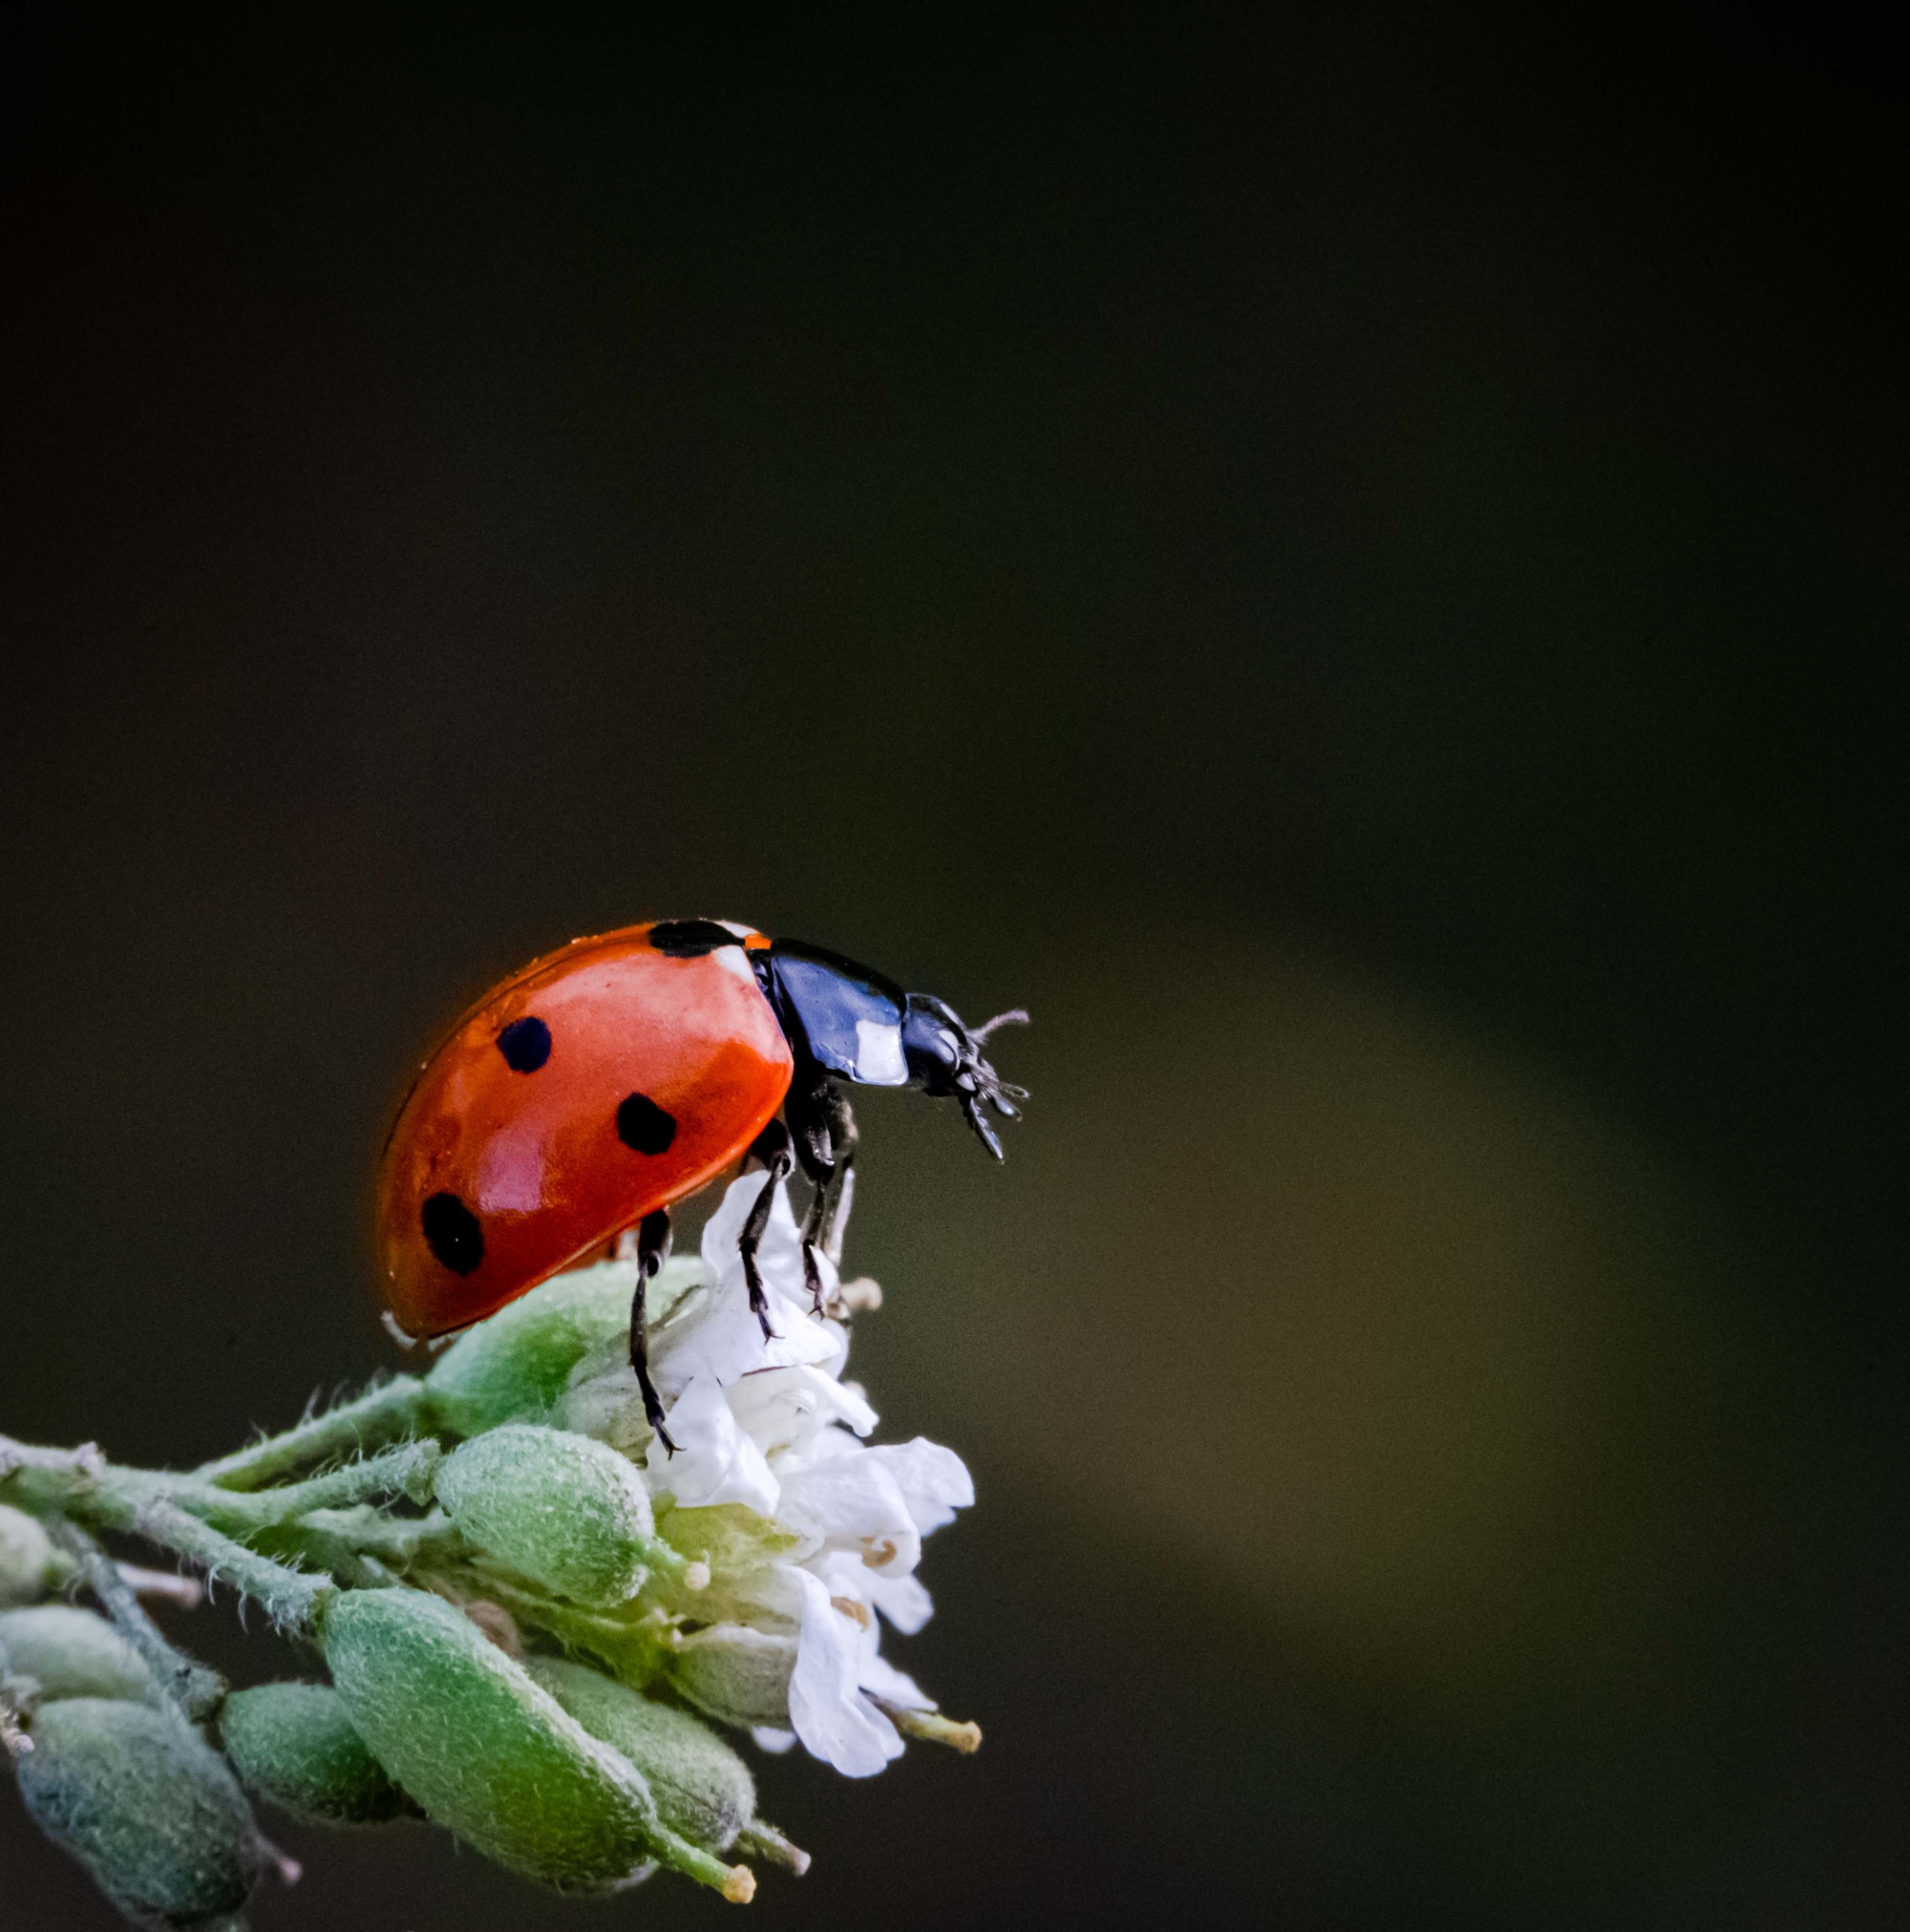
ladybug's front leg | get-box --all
[737,1118,793,1340]
[628,1208,677,1454]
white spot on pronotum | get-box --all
[712,945,757,984]
[854,1019,908,1086]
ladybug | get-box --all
[377,918,1027,1448]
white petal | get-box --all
[776,1453,921,1576]
[653,1283,840,1397]
[808,1553,936,1694]
[652,1373,780,1516]
[786,1565,904,1777]
[699,1173,837,1308]
[858,1647,933,1710]
[776,1422,867,1473]
[751,1726,798,1754]
[861,1438,975,1536]
[652,1178,843,1396]
[863,1567,935,1636]
[727,1365,878,1461]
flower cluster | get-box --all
[2,1173,977,1925]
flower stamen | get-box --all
[867,1696,982,1754]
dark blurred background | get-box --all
[3,7,1905,1927]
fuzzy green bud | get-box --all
[435,1424,667,1608]
[321,1588,752,1900]
[526,1657,755,1854]
[222,1682,412,1827]
[668,1623,797,1730]
[14,1697,262,1926]
[424,1258,701,1438]
[0,1605,156,1705]
[1,1504,70,1607]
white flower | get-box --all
[648,1373,778,1517]
[634,1173,974,1776]
[650,1177,846,1399]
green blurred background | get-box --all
[3,8,1904,1927]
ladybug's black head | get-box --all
[901,995,1029,1158]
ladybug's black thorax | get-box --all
[755,941,911,1088]
[754,936,1029,1159]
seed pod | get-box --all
[434,1424,661,1608]
[668,1624,797,1730]
[0,1605,155,1705]
[223,1681,412,1826]
[424,1258,700,1438]
[321,1587,659,1894]
[14,1696,262,1926]
[1,1505,68,1607]
[526,1657,754,1854]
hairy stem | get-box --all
[195,1375,430,1491]
[649,1822,756,1902]
[735,1819,812,1876]
[169,1441,441,1535]
[264,1505,465,1587]
[3,1443,335,1638]
[49,1521,228,1721]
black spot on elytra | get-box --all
[649,919,743,958]
[616,1092,678,1155]
[497,1015,552,1072]
[421,1193,484,1274]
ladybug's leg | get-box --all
[788,1078,856,1313]
[738,1119,793,1340]
[629,1208,677,1454]
[807,1086,860,1284]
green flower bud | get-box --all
[526,1657,754,1854]
[1,1504,69,1607]
[668,1623,797,1730]
[435,1424,664,1608]
[0,1605,156,1705]
[424,1257,701,1438]
[222,1682,412,1827]
[14,1696,262,1926]
[321,1588,751,1900]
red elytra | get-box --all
[376,921,791,1339]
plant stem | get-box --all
[267,1505,464,1586]
[735,1819,812,1876]
[195,1376,430,1491]
[48,1520,227,1722]
[169,1441,440,1535]
[1,1444,335,1640]
[651,1824,755,1902]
